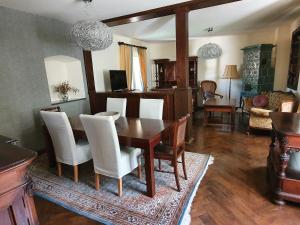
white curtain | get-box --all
[131,47,144,91]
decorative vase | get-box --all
[61,94,69,102]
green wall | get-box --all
[0,7,90,150]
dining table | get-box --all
[68,116,173,198]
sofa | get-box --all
[243,91,298,131]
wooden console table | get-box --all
[204,98,236,131]
[0,135,38,225]
[268,112,300,205]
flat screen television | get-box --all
[110,70,128,91]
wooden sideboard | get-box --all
[0,136,38,225]
[268,112,300,205]
[90,90,176,120]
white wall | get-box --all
[146,26,295,106]
[91,34,150,92]
[44,55,86,102]
[91,18,300,101]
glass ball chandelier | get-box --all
[71,0,113,51]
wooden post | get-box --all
[175,7,193,142]
[83,50,96,114]
[176,7,189,88]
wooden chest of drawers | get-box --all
[0,136,38,225]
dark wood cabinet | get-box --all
[154,57,198,110]
[287,26,300,90]
[0,136,38,225]
[154,57,198,89]
[268,113,300,205]
[188,56,198,88]
[154,59,176,88]
[165,61,176,83]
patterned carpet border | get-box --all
[30,152,213,225]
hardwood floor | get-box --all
[34,112,300,225]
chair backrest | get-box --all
[200,80,218,99]
[200,80,217,93]
[40,111,77,165]
[106,97,127,117]
[79,114,122,177]
[139,98,164,119]
[172,114,190,149]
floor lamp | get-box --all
[222,65,240,100]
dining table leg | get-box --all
[143,143,155,197]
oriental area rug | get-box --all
[29,152,213,225]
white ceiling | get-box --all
[1,0,300,41]
[0,0,190,23]
[112,0,300,41]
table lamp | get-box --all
[222,65,240,100]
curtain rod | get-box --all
[118,42,147,50]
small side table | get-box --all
[204,98,236,131]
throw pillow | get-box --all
[253,95,269,108]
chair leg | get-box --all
[158,159,162,171]
[95,173,100,190]
[182,152,188,180]
[137,164,142,180]
[57,162,62,177]
[73,165,78,183]
[173,159,181,192]
[118,178,123,197]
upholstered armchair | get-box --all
[244,91,297,131]
[200,80,223,101]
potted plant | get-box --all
[53,81,79,101]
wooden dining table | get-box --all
[68,116,173,198]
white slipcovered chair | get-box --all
[139,98,164,119]
[40,111,92,182]
[79,114,142,196]
[106,97,127,116]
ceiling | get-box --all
[112,0,300,41]
[1,0,300,41]
[0,0,190,23]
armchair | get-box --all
[200,80,223,101]
[244,91,297,131]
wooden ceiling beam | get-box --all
[102,0,241,27]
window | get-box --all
[131,48,144,91]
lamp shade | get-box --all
[222,65,239,79]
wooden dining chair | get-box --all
[154,114,190,191]
[40,111,92,182]
[79,114,142,196]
